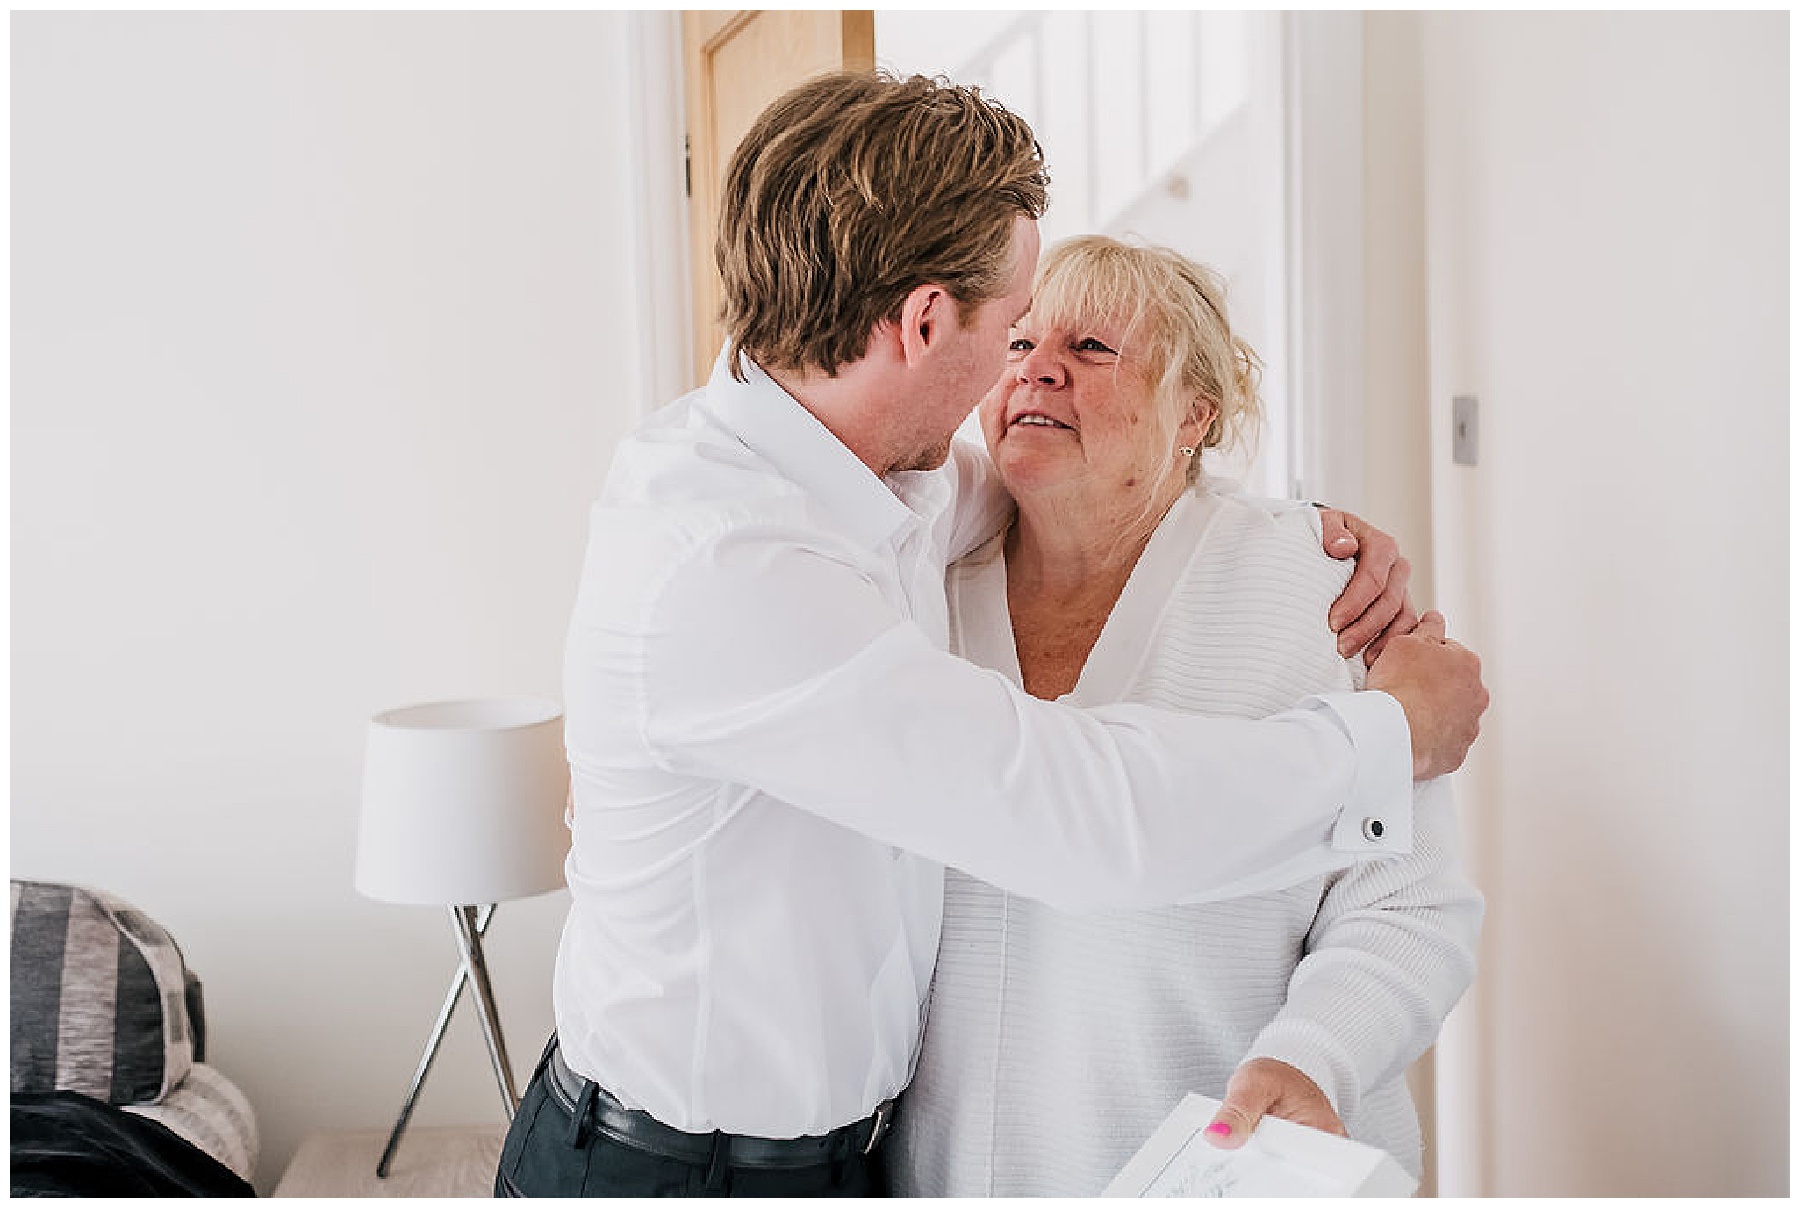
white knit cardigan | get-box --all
[890,486,1483,1197]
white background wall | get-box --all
[13,12,644,1191]
[1369,11,1787,1195]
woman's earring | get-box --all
[1178,445,1197,457]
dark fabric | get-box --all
[10,1090,254,1197]
[116,909,191,1063]
[183,972,207,1065]
[109,936,165,1103]
[495,1038,887,1198]
[10,884,71,1096]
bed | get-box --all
[10,880,258,1196]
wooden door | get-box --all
[682,10,875,388]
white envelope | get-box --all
[1103,1092,1417,1198]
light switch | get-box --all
[1452,395,1479,466]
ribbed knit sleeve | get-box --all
[1243,775,1483,1117]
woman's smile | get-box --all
[1009,411,1075,431]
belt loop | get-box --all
[566,1080,597,1150]
[703,1131,730,1192]
[533,1034,560,1084]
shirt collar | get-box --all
[696,349,922,551]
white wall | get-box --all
[1392,12,1786,1195]
[13,12,644,1190]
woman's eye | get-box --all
[1076,338,1117,354]
[1008,338,1034,354]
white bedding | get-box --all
[124,1062,259,1183]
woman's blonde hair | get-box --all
[1029,235,1263,482]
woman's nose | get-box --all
[1017,347,1065,387]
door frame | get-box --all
[1282,11,1365,511]
[623,10,693,418]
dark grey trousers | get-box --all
[493,1037,886,1198]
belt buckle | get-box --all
[862,1100,894,1156]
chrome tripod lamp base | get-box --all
[375,903,520,1179]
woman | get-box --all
[889,236,1483,1195]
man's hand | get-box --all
[1365,611,1489,780]
[1203,1058,1346,1150]
[1317,509,1418,666]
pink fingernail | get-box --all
[1206,1122,1232,1138]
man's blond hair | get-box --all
[717,71,1049,381]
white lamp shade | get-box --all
[356,698,571,906]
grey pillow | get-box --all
[10,880,197,1105]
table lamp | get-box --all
[355,697,571,1178]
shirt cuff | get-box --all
[1308,690,1414,857]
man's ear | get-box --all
[896,283,952,368]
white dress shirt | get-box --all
[554,354,1416,1139]
[890,488,1483,1194]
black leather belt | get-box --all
[545,1042,894,1170]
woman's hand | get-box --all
[1317,508,1417,665]
[1203,1058,1347,1149]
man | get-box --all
[496,72,1486,1198]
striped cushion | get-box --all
[10,881,196,1106]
